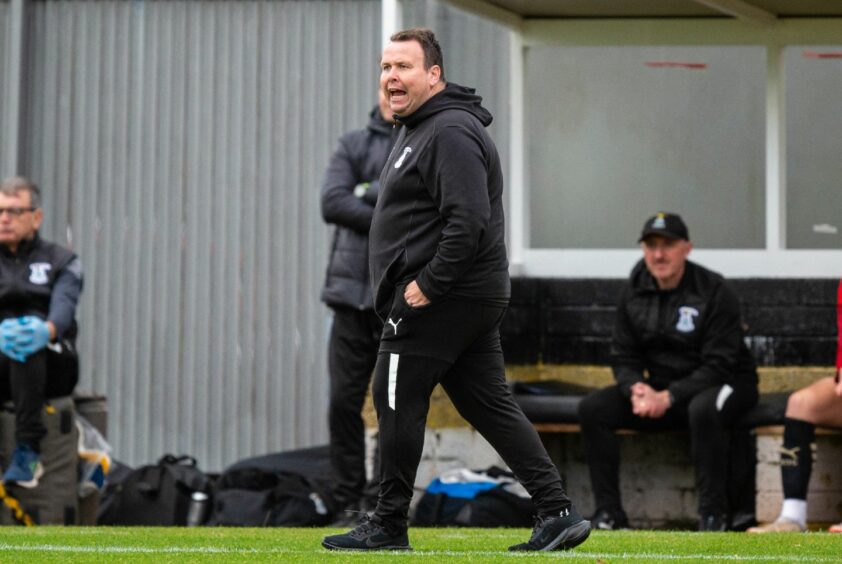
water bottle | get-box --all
[186,491,209,527]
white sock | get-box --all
[779,499,807,527]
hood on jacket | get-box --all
[396,82,493,130]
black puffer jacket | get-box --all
[321,106,395,310]
[611,259,758,404]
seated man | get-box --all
[579,212,758,531]
[747,279,842,534]
[0,176,82,488]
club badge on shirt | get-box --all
[676,306,699,333]
[29,262,51,285]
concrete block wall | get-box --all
[376,427,842,528]
[365,427,504,512]
[544,432,699,528]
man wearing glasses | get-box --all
[0,176,82,488]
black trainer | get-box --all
[729,512,758,532]
[329,499,369,528]
[322,514,411,551]
[508,505,591,552]
[591,508,630,530]
[698,514,727,532]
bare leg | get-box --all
[785,377,842,428]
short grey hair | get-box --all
[0,176,41,209]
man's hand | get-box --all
[0,318,26,362]
[13,316,51,359]
[404,280,430,308]
[630,382,672,419]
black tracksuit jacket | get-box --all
[611,259,757,404]
[321,107,396,311]
[369,83,510,322]
[0,233,82,340]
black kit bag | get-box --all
[208,466,333,527]
[412,467,535,527]
[97,454,211,525]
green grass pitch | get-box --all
[0,527,839,562]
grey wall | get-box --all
[0,2,10,150]
[0,2,10,169]
[10,0,381,471]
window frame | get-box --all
[507,19,842,277]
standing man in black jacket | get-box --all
[0,176,82,488]
[578,212,758,532]
[321,91,395,519]
[323,28,590,553]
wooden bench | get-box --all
[532,422,841,436]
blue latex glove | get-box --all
[12,316,51,360]
[0,318,26,363]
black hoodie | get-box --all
[369,83,510,321]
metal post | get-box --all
[381,0,401,49]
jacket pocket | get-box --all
[381,284,432,343]
[396,283,435,315]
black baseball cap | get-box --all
[638,212,689,242]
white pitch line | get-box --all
[0,544,271,554]
[0,544,837,562]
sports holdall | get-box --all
[208,446,335,527]
[97,454,211,526]
[412,466,535,527]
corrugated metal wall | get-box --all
[0,1,10,169]
[19,0,381,471]
[0,0,510,472]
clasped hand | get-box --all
[630,382,671,419]
[0,316,50,363]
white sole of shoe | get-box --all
[10,462,44,489]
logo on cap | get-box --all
[652,213,667,229]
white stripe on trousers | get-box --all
[388,353,399,410]
[716,384,734,412]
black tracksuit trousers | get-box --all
[0,344,78,452]
[578,382,757,518]
[327,307,382,508]
[371,297,571,527]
